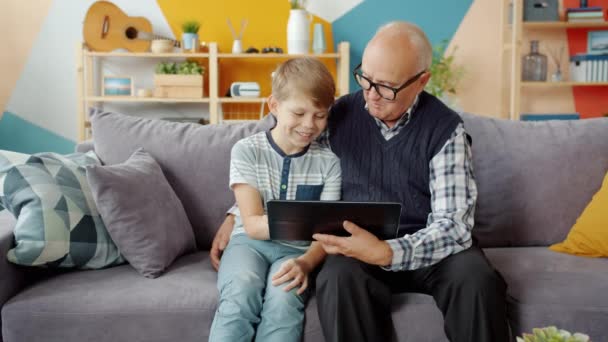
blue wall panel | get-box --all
[332,0,473,92]
[0,112,75,154]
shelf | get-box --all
[219,97,267,103]
[77,41,350,140]
[85,96,210,103]
[521,81,608,87]
[84,51,210,58]
[217,52,340,58]
[522,21,608,29]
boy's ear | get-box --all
[268,94,279,114]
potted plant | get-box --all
[153,61,205,98]
[517,326,590,342]
[424,40,465,108]
[181,20,200,52]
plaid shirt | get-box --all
[320,98,476,271]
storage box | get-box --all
[523,0,559,22]
[153,74,204,98]
[570,54,608,82]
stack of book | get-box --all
[566,7,605,22]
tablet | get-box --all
[267,200,402,241]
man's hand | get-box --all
[313,221,393,266]
[210,215,235,271]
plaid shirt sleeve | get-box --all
[383,123,477,271]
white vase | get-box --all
[287,9,310,54]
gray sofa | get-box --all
[1,111,607,342]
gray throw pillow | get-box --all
[90,109,276,249]
[460,113,608,247]
[86,149,196,278]
[0,150,124,268]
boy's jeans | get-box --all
[209,234,309,342]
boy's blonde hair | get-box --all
[271,57,335,110]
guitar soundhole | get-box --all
[125,27,138,40]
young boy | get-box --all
[209,57,341,342]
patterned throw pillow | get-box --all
[0,149,124,268]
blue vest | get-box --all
[328,91,463,239]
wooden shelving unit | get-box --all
[522,21,608,29]
[76,41,350,141]
[521,81,608,87]
[501,0,608,120]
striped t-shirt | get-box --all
[229,131,341,248]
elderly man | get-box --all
[211,21,511,342]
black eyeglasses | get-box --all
[353,63,426,101]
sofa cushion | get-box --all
[550,170,608,257]
[89,110,276,250]
[0,250,450,342]
[1,252,218,342]
[0,150,124,268]
[460,114,608,247]
[485,247,608,338]
[86,149,197,278]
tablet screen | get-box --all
[267,200,402,241]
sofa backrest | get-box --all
[460,113,608,247]
[89,110,276,250]
[87,110,608,250]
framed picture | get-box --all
[102,76,134,96]
[587,30,608,55]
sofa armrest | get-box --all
[0,211,28,309]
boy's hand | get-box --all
[210,215,235,271]
[271,258,311,295]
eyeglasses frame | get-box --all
[352,63,426,101]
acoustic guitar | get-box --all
[83,1,179,52]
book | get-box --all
[566,6,603,12]
[520,114,580,121]
[567,11,604,18]
[568,17,606,22]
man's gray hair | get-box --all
[376,21,433,71]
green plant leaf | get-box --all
[181,20,200,34]
[424,39,465,99]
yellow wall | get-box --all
[157,0,334,119]
[0,0,54,117]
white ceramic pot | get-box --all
[182,33,199,51]
[287,9,310,54]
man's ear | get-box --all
[416,71,431,94]
[419,71,431,88]
[268,94,279,113]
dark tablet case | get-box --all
[267,200,402,241]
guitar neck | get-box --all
[137,32,181,47]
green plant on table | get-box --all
[181,20,200,34]
[155,61,204,75]
[424,40,465,99]
[517,326,590,342]
[289,0,307,10]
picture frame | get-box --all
[587,30,608,55]
[102,76,134,96]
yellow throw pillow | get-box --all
[550,172,608,257]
